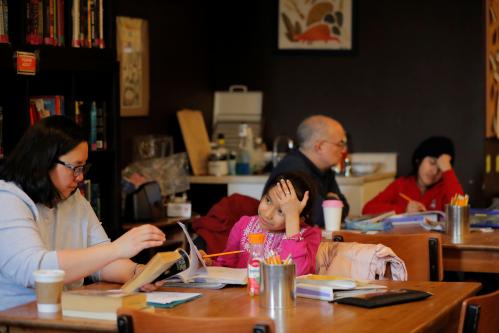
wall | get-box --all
[117,0,488,205]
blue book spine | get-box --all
[90,101,97,150]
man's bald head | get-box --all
[297,115,344,150]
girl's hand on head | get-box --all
[406,200,426,213]
[112,224,166,259]
[436,154,452,172]
[199,250,213,266]
[274,179,308,216]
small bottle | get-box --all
[236,123,251,175]
[247,233,265,296]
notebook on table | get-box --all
[334,289,432,308]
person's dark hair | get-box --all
[261,171,317,225]
[410,136,455,175]
[0,116,87,206]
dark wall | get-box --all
[117,0,487,205]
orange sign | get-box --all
[16,51,37,75]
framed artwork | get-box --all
[278,0,353,51]
[116,17,150,117]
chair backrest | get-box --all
[117,307,275,333]
[458,290,499,333]
[332,231,443,281]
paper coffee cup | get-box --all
[322,200,343,231]
[33,269,65,313]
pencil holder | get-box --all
[445,204,470,243]
[259,262,296,309]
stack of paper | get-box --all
[146,291,201,308]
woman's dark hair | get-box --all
[0,116,87,206]
[410,136,455,176]
[262,171,317,225]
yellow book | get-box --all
[61,289,147,321]
[121,249,190,293]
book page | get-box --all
[174,222,207,282]
[169,222,246,285]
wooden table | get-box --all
[0,281,481,333]
[386,225,499,273]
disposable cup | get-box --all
[33,269,65,313]
[322,200,343,231]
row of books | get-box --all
[22,0,105,48]
[0,0,8,43]
[28,96,108,152]
[26,0,65,46]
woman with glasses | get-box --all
[0,116,166,311]
[362,136,464,214]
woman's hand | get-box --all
[129,264,164,292]
[406,200,426,213]
[111,224,166,259]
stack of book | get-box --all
[61,289,147,320]
[296,274,387,302]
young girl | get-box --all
[204,171,322,276]
[362,136,464,214]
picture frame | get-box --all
[278,0,353,52]
[116,17,150,117]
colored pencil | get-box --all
[399,193,413,202]
[202,250,244,259]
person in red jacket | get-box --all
[362,136,464,214]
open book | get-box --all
[121,249,190,293]
[162,222,247,287]
[296,274,387,302]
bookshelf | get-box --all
[0,0,121,239]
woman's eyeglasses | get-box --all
[56,160,91,177]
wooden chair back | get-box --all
[332,231,443,281]
[458,289,499,333]
[117,307,275,333]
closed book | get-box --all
[61,289,146,320]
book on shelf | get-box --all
[71,0,105,48]
[296,274,387,302]
[121,248,190,294]
[29,95,65,125]
[76,100,107,151]
[162,222,247,288]
[61,289,147,320]
[25,0,64,46]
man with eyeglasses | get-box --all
[266,115,349,228]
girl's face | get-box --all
[258,186,287,232]
[417,156,442,188]
[49,142,89,200]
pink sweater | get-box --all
[214,215,321,276]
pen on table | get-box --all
[202,250,244,259]
[399,193,413,202]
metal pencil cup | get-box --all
[259,262,296,309]
[445,204,470,242]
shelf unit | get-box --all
[0,0,121,239]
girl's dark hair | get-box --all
[0,116,87,206]
[262,171,317,225]
[410,136,455,176]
